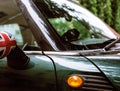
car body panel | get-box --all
[88,55,120,89]
[0,55,56,91]
[43,53,120,90]
[1,53,118,91]
[26,51,120,90]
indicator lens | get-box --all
[67,75,83,88]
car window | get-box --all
[49,17,102,40]
[0,23,39,50]
[33,0,117,46]
[49,17,108,45]
[0,0,40,51]
[0,24,23,45]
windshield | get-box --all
[33,0,119,45]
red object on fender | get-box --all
[0,31,16,58]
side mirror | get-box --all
[0,31,30,69]
[62,28,79,42]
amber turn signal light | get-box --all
[67,75,83,88]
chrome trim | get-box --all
[24,49,120,56]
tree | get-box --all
[77,0,120,33]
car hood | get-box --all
[88,55,120,89]
[48,54,119,90]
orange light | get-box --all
[67,75,83,88]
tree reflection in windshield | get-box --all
[33,0,117,48]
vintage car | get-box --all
[0,0,120,91]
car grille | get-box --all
[78,72,115,91]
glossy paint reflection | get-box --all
[36,55,99,72]
[89,55,120,89]
[0,55,56,91]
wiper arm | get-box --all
[103,37,120,51]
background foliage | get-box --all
[77,0,120,33]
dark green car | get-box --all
[0,0,120,91]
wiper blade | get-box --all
[103,37,120,51]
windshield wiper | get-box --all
[103,37,120,51]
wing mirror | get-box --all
[62,28,79,42]
[0,31,30,69]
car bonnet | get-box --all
[88,55,120,89]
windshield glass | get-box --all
[33,0,118,45]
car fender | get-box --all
[0,55,57,91]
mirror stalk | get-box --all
[7,46,30,70]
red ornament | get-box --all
[0,31,16,58]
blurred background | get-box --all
[75,0,120,34]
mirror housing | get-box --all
[0,31,30,69]
[62,28,79,42]
[0,31,16,58]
